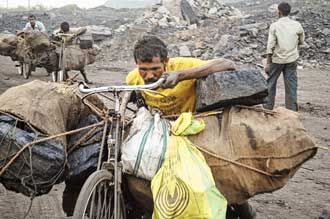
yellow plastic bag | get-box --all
[151,113,227,219]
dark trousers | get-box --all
[263,61,298,111]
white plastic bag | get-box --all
[121,107,170,180]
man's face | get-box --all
[29,17,36,26]
[137,56,168,84]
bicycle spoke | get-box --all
[100,183,108,219]
[96,182,103,219]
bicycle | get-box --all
[72,77,165,219]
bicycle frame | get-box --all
[79,77,165,218]
[57,33,76,82]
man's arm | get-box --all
[38,22,46,33]
[119,91,132,120]
[162,58,235,88]
[298,24,305,45]
[23,23,29,31]
[265,23,276,74]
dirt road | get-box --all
[0,55,329,218]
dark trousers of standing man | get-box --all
[263,61,298,111]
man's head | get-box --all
[60,22,70,33]
[278,2,291,18]
[28,15,36,27]
[133,35,169,84]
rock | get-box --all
[86,25,112,41]
[196,70,268,112]
[240,29,249,37]
[195,40,205,49]
[218,34,233,48]
[250,28,259,37]
[192,49,202,57]
[114,25,128,33]
[157,6,170,15]
[320,210,330,219]
[188,24,198,30]
[201,52,210,60]
[322,28,330,36]
[179,45,191,57]
[268,4,278,13]
[239,48,253,56]
[322,48,330,54]
[208,7,218,15]
[213,35,236,55]
[180,0,199,25]
[176,31,192,41]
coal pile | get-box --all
[196,69,268,112]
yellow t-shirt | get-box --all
[126,57,209,115]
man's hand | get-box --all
[161,72,180,88]
[265,63,270,75]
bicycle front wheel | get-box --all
[22,63,32,79]
[72,170,127,219]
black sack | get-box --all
[0,115,66,197]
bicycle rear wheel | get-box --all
[72,169,126,219]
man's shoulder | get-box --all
[126,68,141,85]
[168,57,208,71]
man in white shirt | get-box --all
[23,14,46,33]
[264,2,305,111]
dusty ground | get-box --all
[0,53,329,219]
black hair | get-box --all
[133,35,168,63]
[28,14,36,19]
[60,22,70,33]
[278,2,291,16]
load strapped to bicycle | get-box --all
[0,73,317,219]
[0,28,99,82]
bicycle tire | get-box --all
[51,71,58,82]
[18,62,23,75]
[22,63,32,79]
[72,169,127,219]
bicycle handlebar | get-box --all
[56,33,77,37]
[78,77,166,94]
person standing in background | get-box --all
[264,2,305,111]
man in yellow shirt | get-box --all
[125,35,235,116]
[124,35,256,219]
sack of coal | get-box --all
[196,69,268,112]
[23,31,50,52]
[66,114,103,183]
[0,114,66,197]
[0,33,18,57]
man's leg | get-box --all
[283,61,298,111]
[263,63,283,110]
[229,201,256,219]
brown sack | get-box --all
[24,31,50,52]
[0,80,82,147]
[127,106,317,208]
[64,45,99,71]
[0,34,18,56]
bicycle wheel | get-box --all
[51,71,58,82]
[72,170,127,219]
[18,62,23,75]
[22,63,32,79]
